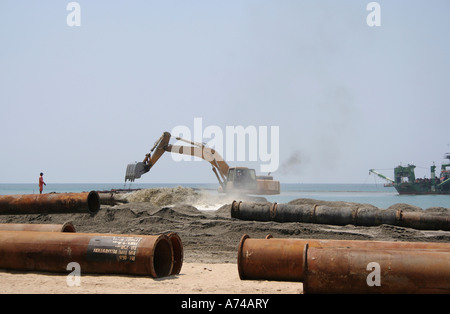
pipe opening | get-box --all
[87,191,101,213]
[168,233,183,275]
[61,222,76,233]
[153,238,173,277]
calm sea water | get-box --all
[1,182,449,210]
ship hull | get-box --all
[394,183,450,195]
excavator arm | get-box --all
[125,132,171,182]
[125,132,230,188]
[125,131,280,195]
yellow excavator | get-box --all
[125,131,280,195]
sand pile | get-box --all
[119,187,266,211]
[122,186,201,206]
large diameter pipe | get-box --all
[303,246,450,294]
[233,201,399,226]
[353,207,399,226]
[272,204,315,223]
[398,211,449,231]
[232,201,449,231]
[97,192,116,205]
[0,222,76,232]
[238,234,305,282]
[238,235,450,282]
[231,201,272,221]
[0,230,174,278]
[263,234,450,251]
[0,191,100,215]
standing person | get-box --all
[39,172,46,194]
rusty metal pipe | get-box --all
[353,207,399,226]
[303,246,450,294]
[0,222,76,232]
[234,202,394,226]
[272,203,315,223]
[238,234,305,282]
[238,235,450,282]
[231,201,272,221]
[0,230,174,278]
[263,235,450,251]
[97,192,116,205]
[314,205,354,225]
[232,201,449,230]
[0,191,100,215]
[399,210,449,231]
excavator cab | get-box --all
[226,167,258,191]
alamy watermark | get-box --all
[366,2,381,27]
[65,2,380,28]
[66,2,81,27]
[66,262,81,287]
[171,118,280,173]
[366,262,381,287]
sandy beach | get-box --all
[0,263,302,294]
[0,187,448,294]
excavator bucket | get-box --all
[125,162,148,182]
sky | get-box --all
[1,1,449,184]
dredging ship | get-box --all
[370,153,450,195]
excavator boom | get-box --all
[125,132,228,183]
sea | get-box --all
[0,182,449,210]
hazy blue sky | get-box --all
[1,1,449,184]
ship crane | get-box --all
[369,169,395,187]
[438,153,450,188]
